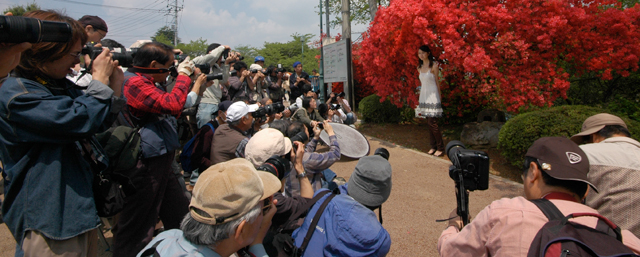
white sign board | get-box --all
[323,40,348,83]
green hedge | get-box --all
[498,105,640,167]
[358,94,402,123]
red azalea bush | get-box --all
[356,0,640,113]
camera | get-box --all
[82,43,137,68]
[221,48,244,62]
[251,69,267,75]
[374,148,390,160]
[445,140,489,226]
[206,70,237,81]
[317,123,324,130]
[276,64,285,73]
[0,15,72,43]
[257,155,291,180]
[253,102,285,119]
[195,63,210,74]
[329,104,340,110]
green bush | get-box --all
[498,105,640,167]
[358,94,401,123]
[400,106,416,124]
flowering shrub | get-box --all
[356,0,640,113]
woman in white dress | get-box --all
[415,45,445,156]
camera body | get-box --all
[0,15,72,43]
[329,104,341,110]
[276,64,285,73]
[251,69,267,75]
[254,102,285,119]
[221,48,244,62]
[82,43,137,68]
[446,141,490,191]
[195,63,210,74]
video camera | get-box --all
[445,140,489,226]
[82,43,137,68]
[206,70,237,81]
[0,15,72,43]
[257,155,291,180]
[254,102,285,120]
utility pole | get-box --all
[319,0,325,102]
[341,0,354,109]
[168,0,182,46]
[325,0,330,38]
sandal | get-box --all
[427,149,436,155]
[433,150,444,157]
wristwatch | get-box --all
[296,172,307,179]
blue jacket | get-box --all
[0,77,121,255]
[292,189,391,257]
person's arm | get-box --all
[124,74,192,116]
[340,98,352,113]
[337,109,347,121]
[438,205,493,256]
[432,62,442,96]
[302,121,341,173]
[293,141,313,199]
[292,109,312,128]
[236,137,249,158]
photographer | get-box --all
[292,96,325,130]
[249,63,267,102]
[0,10,123,256]
[318,103,347,124]
[437,137,640,256]
[265,65,286,103]
[193,43,240,128]
[112,41,196,256]
[284,120,341,197]
[328,91,357,125]
[288,61,311,104]
[226,61,256,102]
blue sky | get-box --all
[0,0,368,49]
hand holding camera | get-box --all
[321,120,334,136]
[91,48,117,86]
[178,56,196,77]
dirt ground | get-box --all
[358,122,523,182]
[0,132,523,257]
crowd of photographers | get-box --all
[0,11,385,257]
[1,9,640,257]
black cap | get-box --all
[525,137,597,192]
[79,15,108,32]
[218,100,233,112]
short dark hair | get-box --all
[269,119,291,135]
[207,43,221,54]
[317,103,328,118]
[301,84,312,95]
[598,125,631,138]
[233,61,248,72]
[232,95,250,103]
[286,121,307,139]
[523,156,588,198]
[100,38,125,48]
[132,41,174,67]
[302,97,314,109]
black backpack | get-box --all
[527,199,639,257]
[264,191,336,257]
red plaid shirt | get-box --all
[124,73,192,119]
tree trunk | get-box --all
[368,0,378,21]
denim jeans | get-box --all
[345,112,356,125]
[196,103,218,129]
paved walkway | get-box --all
[0,136,522,257]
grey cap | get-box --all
[348,155,392,207]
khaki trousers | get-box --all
[22,229,97,257]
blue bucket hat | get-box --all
[293,61,302,68]
[254,56,265,63]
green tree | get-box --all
[151,26,181,45]
[324,0,390,29]
[234,45,259,64]
[254,33,320,72]
[176,38,208,58]
[3,2,40,16]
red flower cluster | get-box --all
[355,0,640,112]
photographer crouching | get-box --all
[112,41,199,256]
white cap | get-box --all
[226,101,259,123]
[249,63,263,71]
[129,39,152,49]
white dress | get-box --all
[415,70,443,118]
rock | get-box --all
[477,109,506,123]
[460,121,505,148]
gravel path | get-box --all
[0,136,523,257]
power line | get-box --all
[52,0,166,12]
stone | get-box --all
[477,109,506,123]
[460,121,505,148]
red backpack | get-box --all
[528,199,639,257]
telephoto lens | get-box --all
[374,148,390,160]
[0,15,72,43]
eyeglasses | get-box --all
[69,51,82,59]
[262,197,272,215]
[95,29,106,40]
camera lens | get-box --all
[0,15,72,43]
